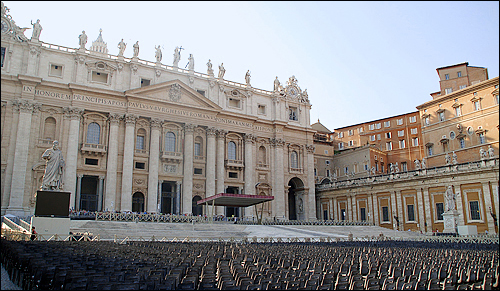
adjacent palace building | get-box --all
[1,2,498,234]
[1,3,317,221]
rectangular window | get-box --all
[228,172,238,178]
[1,47,5,68]
[314,168,317,176]
[384,121,391,127]
[401,162,407,172]
[455,106,462,117]
[194,143,201,156]
[229,98,241,108]
[478,133,485,144]
[141,78,151,87]
[409,116,416,123]
[407,204,415,222]
[135,162,145,169]
[49,64,63,77]
[377,134,381,140]
[386,132,392,138]
[382,206,389,222]
[348,140,354,147]
[469,201,481,220]
[495,95,499,105]
[399,140,405,149]
[376,123,382,129]
[427,145,433,156]
[424,116,430,125]
[445,74,449,80]
[411,128,417,134]
[369,124,375,130]
[338,132,344,138]
[289,107,298,121]
[91,71,108,83]
[344,166,349,174]
[398,130,404,137]
[439,112,445,122]
[258,104,266,115]
[360,208,366,221]
[459,85,466,90]
[338,143,344,150]
[85,158,99,165]
[436,203,444,220]
[326,169,330,177]
[474,101,481,111]
[194,168,203,175]
[459,138,465,148]
[196,89,206,97]
[397,118,403,125]
[457,71,462,78]
[370,135,375,141]
[364,164,369,171]
[136,135,145,150]
[358,127,364,133]
[386,142,392,151]
[445,88,452,94]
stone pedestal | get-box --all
[442,210,460,234]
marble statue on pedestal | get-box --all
[173,46,182,67]
[274,77,280,92]
[245,70,251,86]
[445,153,451,165]
[452,151,458,165]
[117,39,126,56]
[30,19,42,40]
[133,41,139,58]
[206,59,213,76]
[40,141,65,191]
[155,45,162,62]
[445,185,455,212]
[487,145,494,158]
[188,54,194,70]
[414,159,421,170]
[78,30,87,49]
[218,63,225,79]
[421,158,426,169]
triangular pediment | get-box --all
[125,79,221,110]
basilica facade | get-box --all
[0,3,317,220]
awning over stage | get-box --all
[197,193,274,207]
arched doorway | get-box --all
[132,192,145,213]
[192,196,203,216]
[288,178,304,220]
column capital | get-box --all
[77,174,84,178]
[207,127,218,136]
[217,129,227,138]
[244,133,256,143]
[124,113,138,125]
[108,113,123,124]
[184,123,196,133]
[12,99,41,114]
[63,107,84,120]
[306,144,315,154]
[270,137,285,148]
[150,118,163,129]
[158,180,164,184]
[99,175,106,180]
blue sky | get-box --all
[5,1,499,130]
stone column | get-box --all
[333,197,337,220]
[423,187,432,233]
[454,185,465,226]
[157,180,163,213]
[395,190,404,231]
[216,129,227,215]
[147,119,162,213]
[244,134,255,196]
[306,145,317,220]
[7,100,40,216]
[271,138,285,219]
[98,176,105,211]
[182,124,195,214]
[372,194,379,226]
[63,107,84,210]
[27,44,41,76]
[206,127,217,199]
[75,174,83,210]
[348,195,353,221]
[416,188,425,232]
[1,102,19,215]
[104,113,122,212]
[391,191,398,230]
[329,198,334,220]
[367,193,374,224]
[176,181,181,214]
[120,114,137,212]
[482,182,496,233]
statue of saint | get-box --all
[414,159,421,170]
[218,63,225,79]
[206,59,213,76]
[488,145,495,158]
[117,38,126,56]
[480,148,487,160]
[452,151,458,165]
[445,186,455,212]
[173,46,181,67]
[30,19,42,40]
[421,158,426,169]
[274,76,280,92]
[133,41,139,58]
[390,163,395,173]
[40,141,65,191]
[155,45,162,62]
[445,153,451,165]
[78,30,87,49]
[245,70,251,86]
[394,162,400,173]
[188,54,194,70]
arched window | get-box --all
[228,141,236,160]
[194,136,203,156]
[87,122,100,144]
[290,151,298,169]
[258,146,266,164]
[165,132,176,152]
[136,128,146,150]
[132,192,145,213]
[43,117,56,140]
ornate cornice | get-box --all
[306,145,316,154]
[270,137,285,148]
[63,107,84,120]
[108,113,123,124]
[206,127,218,137]
[12,99,41,114]
[184,123,196,133]
[217,129,227,138]
[150,118,163,129]
[244,133,256,144]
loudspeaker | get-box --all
[34,191,70,217]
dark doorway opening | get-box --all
[192,196,203,216]
[132,192,145,213]
[80,176,98,211]
[225,186,239,217]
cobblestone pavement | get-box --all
[1,264,21,290]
